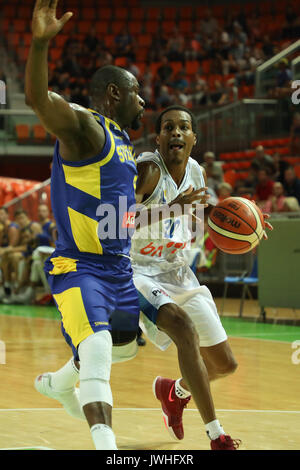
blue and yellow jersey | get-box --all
[50,109,137,261]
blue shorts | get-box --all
[45,252,140,360]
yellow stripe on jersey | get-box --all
[68,207,103,254]
[62,161,102,200]
[48,256,78,275]
[99,117,116,167]
[62,116,116,199]
[53,287,94,347]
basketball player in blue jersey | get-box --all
[131,105,273,450]
[25,0,145,450]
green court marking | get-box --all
[0,305,299,343]
[221,317,300,343]
[0,304,60,320]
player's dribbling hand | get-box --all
[32,0,73,42]
[170,185,210,209]
[251,200,273,240]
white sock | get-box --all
[90,423,118,450]
[175,378,191,399]
[205,419,225,440]
[51,358,79,390]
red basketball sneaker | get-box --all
[210,434,241,450]
[153,376,191,440]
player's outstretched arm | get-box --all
[25,0,105,160]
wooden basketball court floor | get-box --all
[0,299,300,451]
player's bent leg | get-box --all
[78,329,117,450]
[200,340,238,381]
[155,303,217,437]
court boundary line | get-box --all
[1,408,300,414]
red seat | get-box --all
[82,8,95,20]
[33,124,47,143]
[115,8,129,21]
[128,21,143,35]
[111,22,126,35]
[114,57,127,67]
[186,60,199,75]
[131,8,145,21]
[15,124,30,144]
[95,22,109,35]
[224,170,237,187]
[137,34,152,48]
[144,21,159,34]
[146,7,161,20]
[161,21,177,34]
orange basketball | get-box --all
[208,197,266,254]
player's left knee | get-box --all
[219,356,238,376]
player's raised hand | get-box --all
[32,0,73,42]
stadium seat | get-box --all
[111,22,126,35]
[178,21,193,34]
[100,8,113,20]
[130,8,145,21]
[162,7,177,21]
[33,124,47,144]
[115,8,129,21]
[128,21,143,35]
[161,21,177,34]
[186,61,199,76]
[15,124,30,144]
[82,8,95,20]
[137,34,152,48]
[144,21,160,34]
[177,6,193,20]
[146,7,161,20]
[224,170,237,187]
[78,21,92,35]
[95,22,109,35]
[114,57,127,67]
[295,166,300,178]
[50,48,62,62]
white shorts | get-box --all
[133,265,227,350]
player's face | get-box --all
[156,110,196,164]
[38,204,49,221]
[119,74,145,130]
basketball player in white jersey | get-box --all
[131,105,241,449]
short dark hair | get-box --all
[89,65,132,102]
[155,105,197,134]
[0,207,8,213]
[14,208,27,218]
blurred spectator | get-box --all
[115,27,135,60]
[83,25,104,51]
[253,168,275,206]
[202,151,224,192]
[190,74,209,106]
[0,207,20,252]
[125,58,140,78]
[157,56,173,85]
[268,58,292,99]
[251,145,276,175]
[272,152,289,183]
[283,166,300,204]
[290,112,300,155]
[217,182,233,201]
[0,209,42,302]
[165,27,185,62]
[155,85,174,108]
[262,182,289,213]
[199,9,219,38]
[210,80,229,106]
[37,204,56,247]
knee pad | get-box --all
[112,339,138,364]
[78,330,113,407]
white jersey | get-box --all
[131,150,206,275]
